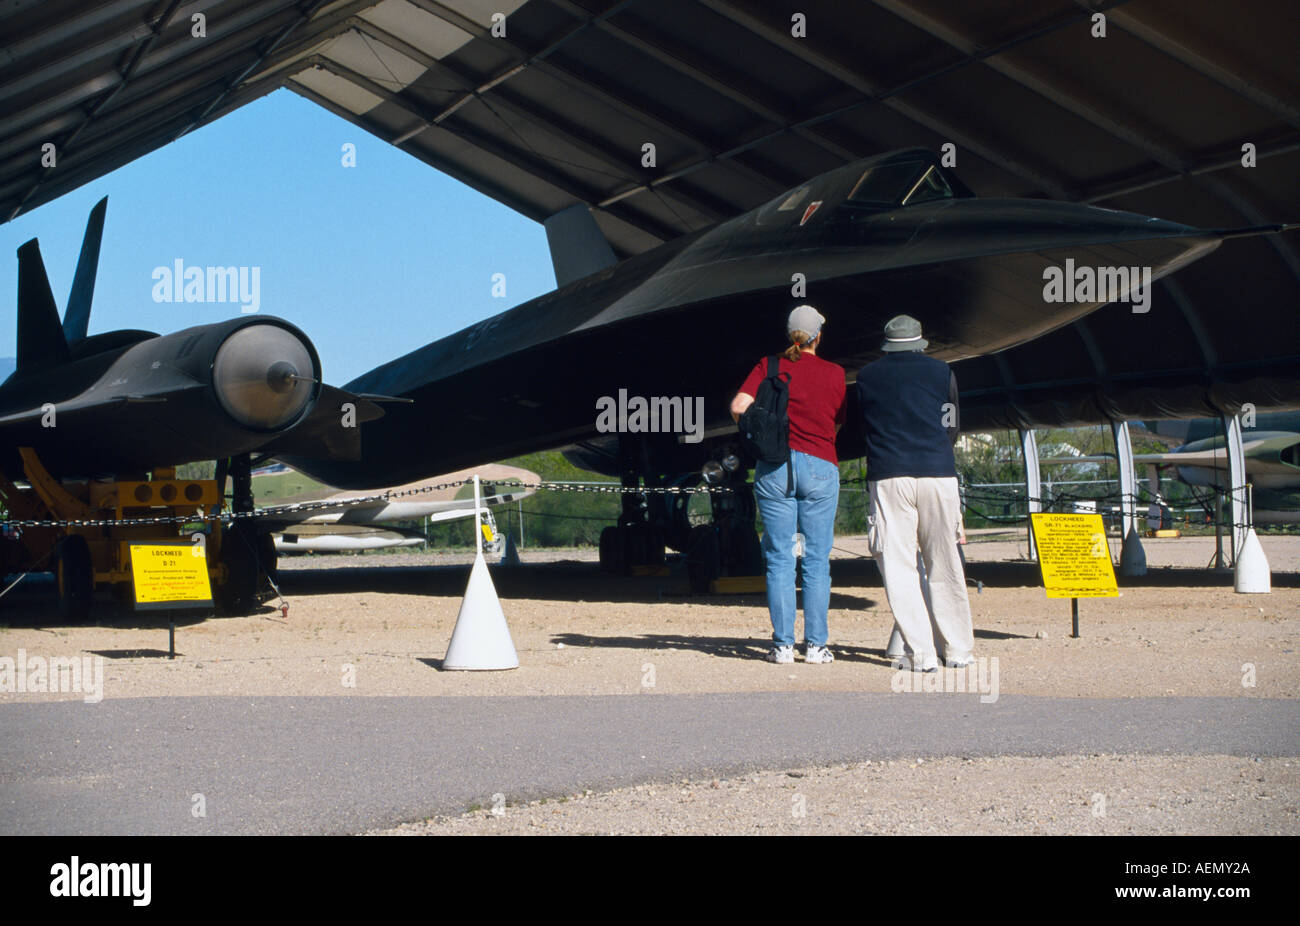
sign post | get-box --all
[129,541,214,657]
[1029,513,1118,637]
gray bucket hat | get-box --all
[881,314,928,352]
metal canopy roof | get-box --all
[2,0,1299,428]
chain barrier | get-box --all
[0,478,731,531]
[953,485,1278,531]
[6,472,1293,532]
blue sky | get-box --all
[0,88,556,384]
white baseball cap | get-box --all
[787,304,825,339]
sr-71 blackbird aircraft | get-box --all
[0,198,389,614]
[0,200,384,479]
[4,148,1296,604]
[279,147,1295,582]
[0,199,534,616]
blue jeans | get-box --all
[754,450,840,647]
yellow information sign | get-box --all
[129,542,214,610]
[1029,513,1118,599]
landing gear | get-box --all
[684,468,763,593]
[598,525,627,574]
[215,453,275,614]
[55,534,93,621]
[258,532,278,583]
[685,523,720,593]
[597,438,667,575]
[593,435,763,590]
[217,522,260,613]
[598,512,666,574]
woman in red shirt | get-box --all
[731,305,846,664]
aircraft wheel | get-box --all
[622,522,664,569]
[218,523,259,614]
[685,525,720,594]
[257,532,278,584]
[599,526,625,574]
[56,535,94,622]
[647,531,666,567]
[732,521,764,575]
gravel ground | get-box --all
[0,535,1294,702]
[372,754,1300,836]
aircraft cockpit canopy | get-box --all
[755,150,972,228]
[847,159,959,208]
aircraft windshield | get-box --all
[902,165,954,205]
[847,160,953,207]
[755,185,816,226]
[777,188,810,211]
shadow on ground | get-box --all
[274,560,883,609]
[4,552,1293,630]
[549,632,903,667]
[0,573,284,630]
[549,625,1033,664]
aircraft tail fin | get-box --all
[544,204,617,287]
[63,196,107,343]
[16,239,71,374]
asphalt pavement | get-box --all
[1,693,1295,834]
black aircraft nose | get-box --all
[212,323,318,430]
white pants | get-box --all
[868,476,974,661]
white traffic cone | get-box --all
[1234,528,1271,594]
[1119,525,1147,576]
[443,551,519,670]
[443,474,519,670]
[500,532,521,566]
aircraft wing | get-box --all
[255,385,386,462]
[0,381,205,427]
[275,524,427,553]
[1041,451,1215,468]
[274,492,534,552]
[1041,434,1298,469]
[0,381,385,471]
[252,463,538,534]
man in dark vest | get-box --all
[856,315,974,672]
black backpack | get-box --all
[739,356,794,493]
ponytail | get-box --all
[784,330,816,361]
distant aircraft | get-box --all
[1044,413,1300,525]
[279,148,1295,586]
[1045,414,1300,488]
[253,463,538,554]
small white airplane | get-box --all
[251,462,538,554]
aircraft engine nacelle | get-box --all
[210,321,319,431]
[0,316,327,478]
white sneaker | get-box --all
[805,645,834,664]
[944,654,975,668]
[767,645,795,664]
[894,653,939,672]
